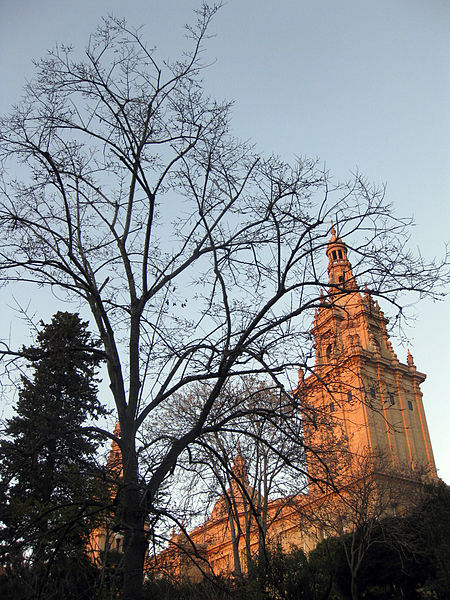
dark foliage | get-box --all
[309,482,450,600]
[266,545,314,600]
[0,554,101,600]
[0,312,107,598]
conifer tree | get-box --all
[0,312,107,596]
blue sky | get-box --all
[1,0,449,480]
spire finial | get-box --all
[330,218,336,237]
[232,445,249,484]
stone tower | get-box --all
[300,226,437,484]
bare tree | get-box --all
[163,379,307,583]
[0,6,447,599]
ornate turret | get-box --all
[326,223,358,292]
[107,422,122,476]
[231,444,249,488]
[88,423,124,562]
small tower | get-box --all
[106,422,123,477]
[231,444,250,491]
[301,229,437,484]
[88,423,124,562]
[326,223,358,293]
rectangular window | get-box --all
[408,400,413,411]
[370,387,376,399]
[330,402,335,412]
[389,393,395,405]
[347,391,352,402]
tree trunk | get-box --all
[120,431,148,600]
[228,510,243,581]
[122,507,147,600]
[350,572,358,600]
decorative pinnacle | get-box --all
[407,349,415,367]
[330,218,336,237]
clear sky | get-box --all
[1,1,449,480]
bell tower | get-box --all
[301,227,437,484]
[326,224,358,292]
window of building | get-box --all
[332,250,337,260]
[370,387,376,399]
[408,400,413,411]
[338,249,343,259]
[347,391,353,402]
[326,344,332,360]
[330,402,335,412]
[389,393,395,406]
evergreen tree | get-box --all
[0,312,107,597]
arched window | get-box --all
[326,343,332,360]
